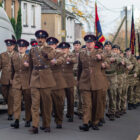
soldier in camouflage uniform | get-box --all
[125,48,138,110]
[115,48,133,115]
[133,56,140,107]
[104,42,124,120]
[120,51,133,114]
[112,45,124,117]
[72,40,83,119]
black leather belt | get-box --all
[105,70,116,74]
[33,65,50,70]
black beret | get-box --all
[104,41,112,46]
[73,40,81,45]
[5,39,16,46]
[35,30,48,38]
[17,39,29,47]
[112,44,120,49]
[59,42,70,49]
[56,44,62,49]
[46,37,59,45]
[82,45,86,49]
[125,48,131,52]
[84,34,97,43]
[136,56,140,60]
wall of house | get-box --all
[54,14,62,42]
[42,13,62,42]
[21,0,42,42]
[42,14,55,37]
[0,0,19,20]
[66,17,75,48]
[75,23,82,41]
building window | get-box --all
[2,0,5,9]
[23,3,28,26]
[11,1,15,18]
[31,5,35,27]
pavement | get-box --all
[0,108,140,140]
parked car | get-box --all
[0,7,16,110]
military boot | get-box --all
[79,124,89,131]
[25,121,31,127]
[109,114,115,121]
[115,112,120,118]
[29,127,38,134]
[92,125,100,130]
[68,116,73,122]
[44,127,51,132]
[11,119,19,128]
[132,104,137,109]
[98,121,103,127]
[56,124,62,129]
[128,103,133,110]
[8,115,13,121]
[100,118,106,124]
[106,113,111,118]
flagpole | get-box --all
[94,0,96,34]
[132,5,136,56]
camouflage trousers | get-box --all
[133,81,140,104]
[74,86,82,114]
[107,73,118,115]
[74,76,82,114]
[116,74,124,113]
[121,74,128,111]
[127,75,136,104]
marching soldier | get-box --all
[29,30,56,134]
[113,46,132,116]
[72,40,83,119]
[125,48,138,110]
[0,39,16,120]
[134,56,140,106]
[117,49,133,115]
[95,41,109,125]
[104,42,119,121]
[112,45,124,117]
[61,42,77,122]
[78,35,106,131]
[120,51,128,114]
[46,37,67,129]
[10,39,31,128]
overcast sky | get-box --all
[97,0,140,35]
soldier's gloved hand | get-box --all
[134,73,137,78]
[10,80,13,85]
[101,63,106,69]
[24,61,29,67]
[51,59,57,65]
[41,51,48,59]
[127,65,133,70]
[66,57,71,62]
[121,61,125,65]
[110,57,115,62]
[96,54,102,60]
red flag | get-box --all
[130,7,136,54]
[95,2,105,43]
